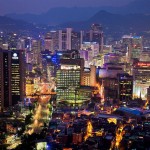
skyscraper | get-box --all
[7,33,18,50]
[31,39,42,65]
[84,24,104,52]
[56,57,84,107]
[117,73,133,102]
[0,50,25,111]
[122,35,143,62]
[44,31,59,53]
[133,61,150,100]
[58,28,81,50]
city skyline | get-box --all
[0,0,150,149]
[0,0,135,14]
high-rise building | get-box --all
[7,33,18,50]
[71,31,81,50]
[56,58,84,107]
[97,65,124,101]
[25,77,34,96]
[80,42,99,67]
[81,66,96,87]
[133,61,150,100]
[117,73,133,102]
[83,24,104,52]
[17,38,25,50]
[140,50,150,62]
[44,37,53,52]
[58,28,81,51]
[122,35,143,62]
[103,53,120,65]
[31,39,42,65]
[79,49,93,68]
[122,35,132,51]
[59,28,71,50]
[81,42,99,57]
[48,31,59,51]
[44,32,59,53]
[0,50,25,111]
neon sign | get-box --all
[137,62,150,67]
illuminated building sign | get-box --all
[137,62,150,67]
[61,65,80,70]
[12,53,19,60]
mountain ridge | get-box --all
[5,0,150,25]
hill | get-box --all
[60,11,150,38]
[6,0,150,25]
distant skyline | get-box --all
[0,0,135,15]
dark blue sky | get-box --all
[0,0,134,14]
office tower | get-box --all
[81,65,96,87]
[24,37,31,49]
[49,31,59,51]
[56,49,80,60]
[0,50,25,111]
[25,77,34,96]
[103,53,120,64]
[133,61,150,100]
[47,63,55,81]
[79,49,93,67]
[122,35,143,62]
[140,50,150,62]
[31,39,42,65]
[17,38,25,50]
[90,65,96,87]
[44,37,53,52]
[44,32,57,53]
[42,50,80,84]
[117,73,133,102]
[56,58,84,107]
[102,45,112,54]
[122,35,132,51]
[84,24,104,52]
[7,33,18,50]
[131,36,143,59]
[59,28,70,50]
[71,31,81,50]
[81,42,99,57]
[80,42,99,67]
[97,65,124,101]
[59,28,81,51]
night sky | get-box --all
[0,0,135,15]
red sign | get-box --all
[137,62,150,67]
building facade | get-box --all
[133,61,150,100]
[0,50,25,111]
[56,58,84,107]
[117,73,133,102]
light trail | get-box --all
[84,121,93,141]
[27,77,55,135]
[96,82,104,103]
[114,124,125,149]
